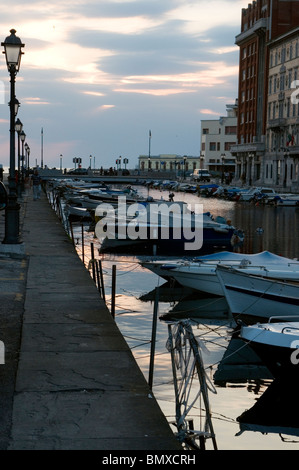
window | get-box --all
[203,128,209,134]
[209,142,216,151]
[288,70,292,89]
[224,142,236,151]
[225,126,237,135]
[217,142,220,151]
[269,77,272,94]
[281,48,286,63]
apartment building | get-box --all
[200,102,238,177]
[231,0,299,191]
[264,27,299,190]
[138,154,200,174]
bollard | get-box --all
[98,260,106,302]
[81,224,85,265]
[148,287,159,391]
[111,264,116,318]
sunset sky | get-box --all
[0,0,245,170]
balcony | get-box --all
[267,118,287,130]
[230,142,265,155]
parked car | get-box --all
[192,169,212,182]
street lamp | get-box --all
[221,153,225,184]
[248,153,254,186]
[15,118,23,197]
[2,29,25,244]
[60,154,63,172]
[25,143,30,174]
[183,156,187,180]
[20,130,26,191]
[200,153,204,170]
[283,149,289,188]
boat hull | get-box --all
[100,227,236,255]
[240,322,299,376]
[217,266,299,323]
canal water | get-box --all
[71,185,299,450]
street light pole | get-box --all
[1,29,25,244]
[221,153,225,184]
[20,130,26,192]
[15,118,23,198]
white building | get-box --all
[138,154,202,175]
[200,102,238,179]
[264,26,299,191]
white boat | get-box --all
[240,320,299,375]
[239,187,278,202]
[276,194,299,207]
[142,251,299,297]
[216,265,299,323]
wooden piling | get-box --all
[111,264,116,318]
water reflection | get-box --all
[71,186,299,449]
[142,187,299,258]
[237,372,299,443]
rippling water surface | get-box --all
[73,185,299,450]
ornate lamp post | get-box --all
[248,153,254,186]
[15,118,23,197]
[221,153,225,184]
[20,130,26,191]
[183,156,187,179]
[2,29,25,244]
[200,153,204,170]
[25,143,30,174]
[283,149,289,189]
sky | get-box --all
[0,0,245,170]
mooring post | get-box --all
[81,224,85,265]
[111,264,116,318]
[69,220,75,246]
[98,259,106,302]
[90,242,96,282]
[148,286,159,391]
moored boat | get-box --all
[142,251,299,297]
[216,265,299,323]
[97,205,241,255]
[239,320,299,375]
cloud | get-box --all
[23,97,51,105]
[0,0,242,168]
[200,108,221,116]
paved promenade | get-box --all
[0,188,181,450]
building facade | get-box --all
[200,102,238,177]
[264,27,299,190]
[231,0,299,191]
[138,154,202,175]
